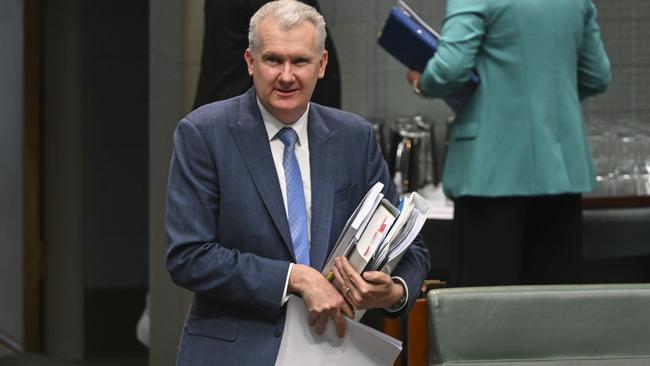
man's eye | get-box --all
[264,57,280,65]
[294,59,309,65]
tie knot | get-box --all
[277,128,299,147]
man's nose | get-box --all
[278,62,295,83]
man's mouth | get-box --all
[274,88,299,96]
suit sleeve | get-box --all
[165,118,290,318]
[577,0,611,100]
[362,120,431,317]
[420,0,487,98]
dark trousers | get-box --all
[449,194,583,287]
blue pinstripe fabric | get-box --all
[277,127,310,266]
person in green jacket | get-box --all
[408,0,611,286]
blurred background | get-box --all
[1,0,648,365]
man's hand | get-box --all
[288,264,355,338]
[332,256,404,310]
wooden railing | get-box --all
[384,280,445,366]
[582,195,650,209]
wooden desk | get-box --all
[582,195,650,209]
[385,280,445,366]
[384,299,429,366]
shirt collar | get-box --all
[257,97,309,146]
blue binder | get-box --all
[378,1,479,113]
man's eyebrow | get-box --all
[262,51,281,58]
[260,52,313,62]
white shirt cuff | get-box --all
[281,263,293,306]
[385,276,408,313]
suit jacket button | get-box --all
[275,327,283,337]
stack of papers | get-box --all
[348,199,400,273]
[322,181,431,280]
[275,296,402,366]
[322,182,386,280]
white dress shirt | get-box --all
[257,98,311,305]
[258,99,312,231]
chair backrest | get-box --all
[427,284,650,365]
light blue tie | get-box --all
[277,128,310,266]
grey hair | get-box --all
[248,0,327,55]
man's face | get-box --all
[245,18,328,124]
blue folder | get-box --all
[378,1,479,113]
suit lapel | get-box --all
[308,106,336,271]
[228,89,294,258]
[228,91,338,270]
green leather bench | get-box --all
[426,284,650,365]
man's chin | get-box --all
[269,98,304,111]
[268,103,306,124]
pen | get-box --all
[325,271,335,282]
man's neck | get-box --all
[258,103,308,126]
[256,98,310,126]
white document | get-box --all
[350,182,385,230]
[321,181,385,278]
[275,295,402,366]
[381,192,431,274]
[348,200,398,273]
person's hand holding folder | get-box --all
[331,256,405,311]
[288,264,355,338]
[407,70,424,96]
[378,1,479,113]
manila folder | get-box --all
[275,295,402,366]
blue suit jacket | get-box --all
[165,88,430,365]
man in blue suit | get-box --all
[165,1,430,364]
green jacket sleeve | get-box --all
[577,0,611,100]
[420,0,487,98]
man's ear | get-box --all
[318,50,329,79]
[244,48,254,76]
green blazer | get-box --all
[420,0,611,198]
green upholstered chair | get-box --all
[427,284,650,365]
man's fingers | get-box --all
[335,258,363,291]
[315,311,329,334]
[333,311,347,338]
[309,313,319,326]
[337,257,363,282]
[334,258,353,283]
[362,270,389,284]
[343,285,360,308]
[342,302,355,319]
[331,265,348,293]
[334,265,360,308]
